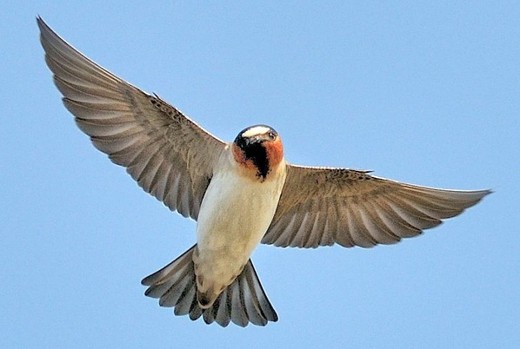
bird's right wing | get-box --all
[38,17,226,220]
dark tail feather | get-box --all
[141,245,278,327]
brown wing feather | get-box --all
[262,164,490,248]
[38,17,225,219]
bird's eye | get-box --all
[268,131,276,140]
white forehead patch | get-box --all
[242,125,271,138]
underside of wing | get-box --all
[263,165,491,248]
[38,17,226,220]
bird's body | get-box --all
[194,142,286,307]
[37,17,491,327]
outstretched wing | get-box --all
[262,165,490,248]
[38,17,226,220]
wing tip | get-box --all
[36,15,52,38]
[462,188,493,207]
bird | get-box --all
[37,17,491,327]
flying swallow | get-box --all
[38,17,491,327]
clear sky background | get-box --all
[2,1,519,348]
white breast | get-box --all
[194,149,286,292]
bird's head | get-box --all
[232,125,284,181]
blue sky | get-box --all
[2,1,519,348]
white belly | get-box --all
[194,153,286,292]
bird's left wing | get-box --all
[262,164,490,248]
[38,17,226,220]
